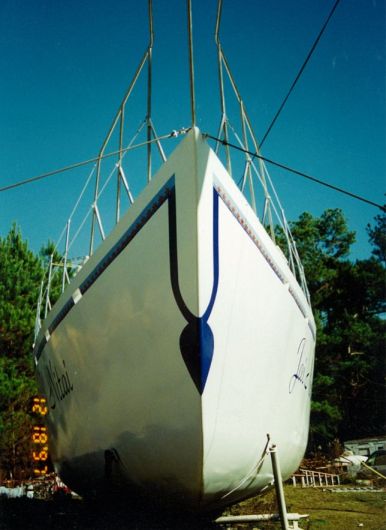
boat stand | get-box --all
[215,444,309,530]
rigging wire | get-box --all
[0,130,188,193]
[1,128,384,213]
[204,133,386,212]
[259,0,341,148]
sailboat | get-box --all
[33,0,315,513]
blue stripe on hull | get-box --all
[35,178,220,394]
[168,187,219,393]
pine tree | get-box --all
[0,225,42,478]
[0,225,43,358]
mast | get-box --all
[187,0,196,127]
[147,0,154,183]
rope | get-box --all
[68,164,97,220]
[221,436,271,500]
[0,129,189,193]
[260,0,342,147]
[67,119,148,252]
[204,133,385,212]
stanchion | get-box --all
[269,443,290,530]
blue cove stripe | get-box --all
[203,189,219,322]
[167,188,195,322]
[34,336,47,361]
[169,188,219,394]
[35,177,219,395]
[48,299,75,335]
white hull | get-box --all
[34,128,315,512]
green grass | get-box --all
[225,484,386,530]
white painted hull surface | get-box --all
[34,128,315,512]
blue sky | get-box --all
[0,0,385,260]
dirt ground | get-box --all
[1,484,385,529]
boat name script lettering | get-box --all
[46,359,74,409]
[289,338,309,394]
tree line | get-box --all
[280,208,385,450]
[0,207,385,479]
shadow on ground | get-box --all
[0,496,219,530]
